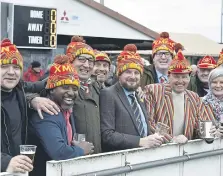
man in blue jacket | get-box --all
[29,55,94,176]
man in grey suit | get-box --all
[100,44,163,152]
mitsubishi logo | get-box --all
[61,11,69,21]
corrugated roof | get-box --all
[169,32,222,56]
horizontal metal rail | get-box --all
[76,148,223,176]
[0,173,14,176]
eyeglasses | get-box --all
[77,56,95,66]
[155,52,171,57]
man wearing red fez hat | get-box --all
[188,55,217,97]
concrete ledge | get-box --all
[46,139,223,176]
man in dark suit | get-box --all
[29,55,93,176]
[100,44,163,152]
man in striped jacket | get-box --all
[144,45,207,143]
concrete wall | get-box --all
[1,139,223,176]
[46,139,223,176]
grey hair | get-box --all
[208,68,223,90]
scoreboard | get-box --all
[13,5,57,49]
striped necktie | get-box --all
[128,94,145,137]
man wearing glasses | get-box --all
[141,32,175,88]
[66,36,102,153]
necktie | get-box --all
[63,110,73,145]
[128,94,145,137]
[160,76,166,83]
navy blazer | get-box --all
[28,111,84,176]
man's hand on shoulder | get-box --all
[30,97,60,119]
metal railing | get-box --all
[0,173,14,176]
[47,138,223,176]
[77,148,223,176]
[2,139,223,176]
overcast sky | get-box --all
[95,0,222,43]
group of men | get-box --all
[1,32,223,175]
[0,36,112,175]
